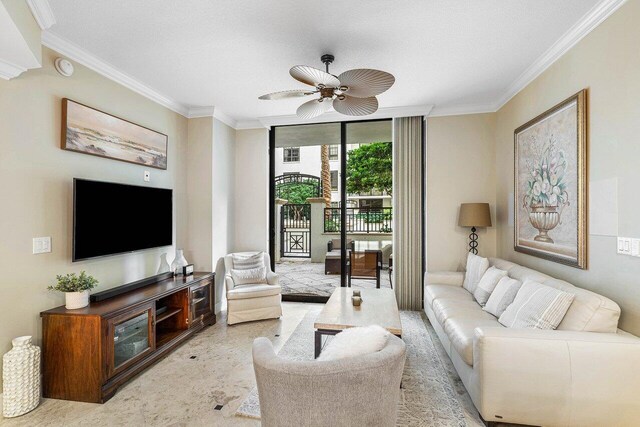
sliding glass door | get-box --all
[269,119,392,303]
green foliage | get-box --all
[346,142,392,196]
[324,219,340,232]
[48,271,99,293]
[276,179,319,205]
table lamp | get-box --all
[458,203,492,254]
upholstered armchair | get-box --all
[224,252,282,325]
[252,334,406,427]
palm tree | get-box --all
[321,145,331,208]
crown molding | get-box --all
[27,0,56,30]
[187,106,214,118]
[42,31,191,116]
[236,120,268,130]
[428,102,496,118]
[213,109,238,129]
[494,0,627,111]
[0,58,27,80]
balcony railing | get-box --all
[324,207,392,233]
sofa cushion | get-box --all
[425,284,474,307]
[462,253,489,294]
[498,281,575,330]
[473,267,507,306]
[490,258,621,332]
[432,299,496,327]
[227,283,281,300]
[443,315,503,366]
[325,250,341,259]
[483,277,522,318]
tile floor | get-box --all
[277,258,392,297]
[0,303,318,427]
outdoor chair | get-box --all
[324,238,354,274]
[347,250,382,288]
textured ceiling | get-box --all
[48,0,601,122]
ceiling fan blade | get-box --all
[296,97,333,119]
[337,69,395,98]
[290,65,341,88]
[333,95,378,116]
[258,90,315,100]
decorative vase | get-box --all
[171,249,188,276]
[157,253,170,274]
[65,290,89,309]
[526,204,565,244]
[2,336,41,418]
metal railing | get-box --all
[324,207,392,233]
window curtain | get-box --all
[392,116,424,310]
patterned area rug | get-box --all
[236,309,481,426]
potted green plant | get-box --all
[48,271,98,309]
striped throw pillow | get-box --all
[231,252,267,285]
[462,253,490,294]
[483,277,522,318]
[473,267,507,306]
[498,281,575,330]
[232,252,265,270]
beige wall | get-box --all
[186,117,214,271]
[494,0,640,335]
[426,113,497,271]
[0,48,189,385]
[212,118,236,310]
[234,128,269,253]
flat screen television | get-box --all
[73,178,172,261]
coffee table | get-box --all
[313,288,402,358]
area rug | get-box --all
[236,309,478,426]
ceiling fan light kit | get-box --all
[259,54,395,119]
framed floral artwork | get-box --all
[514,90,587,269]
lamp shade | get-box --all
[458,203,492,228]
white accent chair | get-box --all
[224,252,282,325]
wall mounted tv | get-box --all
[73,179,173,261]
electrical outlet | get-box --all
[33,237,51,254]
[144,170,150,182]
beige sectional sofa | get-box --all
[425,257,640,427]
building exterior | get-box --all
[274,144,391,208]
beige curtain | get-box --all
[392,116,424,310]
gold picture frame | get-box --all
[514,89,588,269]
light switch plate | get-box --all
[144,170,150,182]
[33,236,51,254]
[617,237,625,254]
[632,239,640,257]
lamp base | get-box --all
[468,226,478,255]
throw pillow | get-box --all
[232,252,265,270]
[498,281,575,330]
[483,277,522,318]
[462,253,490,294]
[473,267,508,306]
[231,266,267,285]
[317,325,390,361]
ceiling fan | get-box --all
[258,54,395,119]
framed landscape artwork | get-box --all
[514,89,587,269]
[62,98,168,169]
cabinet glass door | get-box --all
[113,310,151,368]
[190,282,212,323]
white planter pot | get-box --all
[2,336,41,418]
[65,290,89,309]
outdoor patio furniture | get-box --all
[347,250,382,288]
[224,252,282,325]
[324,238,354,274]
